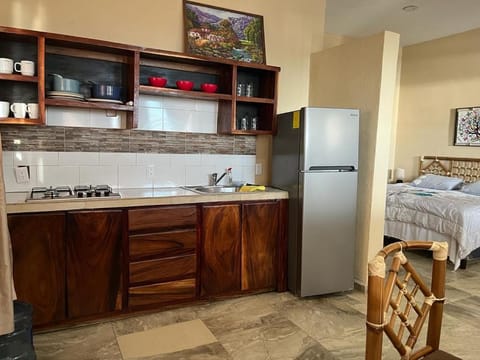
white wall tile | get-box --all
[185,166,211,186]
[59,152,99,166]
[139,95,163,108]
[89,110,125,129]
[2,152,13,166]
[118,165,152,188]
[137,107,163,130]
[163,97,195,111]
[36,166,80,187]
[99,152,136,165]
[153,165,185,187]
[46,107,90,127]
[184,154,202,166]
[13,151,59,166]
[136,153,170,167]
[195,99,218,112]
[79,166,117,187]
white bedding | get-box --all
[384,183,480,270]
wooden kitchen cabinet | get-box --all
[8,212,66,326]
[127,205,199,308]
[66,210,123,318]
[200,200,284,297]
[201,204,242,296]
[241,201,279,291]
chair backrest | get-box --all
[365,240,448,360]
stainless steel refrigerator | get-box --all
[272,107,359,297]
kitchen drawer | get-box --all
[128,278,196,307]
[130,255,196,285]
[129,229,197,259]
[128,206,197,232]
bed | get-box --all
[384,156,480,270]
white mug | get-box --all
[26,103,39,119]
[10,102,27,118]
[14,60,35,76]
[0,58,13,74]
[0,101,9,118]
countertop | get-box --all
[6,186,288,214]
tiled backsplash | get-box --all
[2,151,256,191]
[0,120,256,191]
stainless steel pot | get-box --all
[50,74,80,93]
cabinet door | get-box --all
[201,204,241,296]
[242,202,279,291]
[8,213,66,326]
[66,210,123,318]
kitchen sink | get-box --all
[183,185,242,194]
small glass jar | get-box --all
[239,115,248,130]
[236,83,245,96]
[249,116,257,130]
[245,82,254,97]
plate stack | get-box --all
[47,91,84,101]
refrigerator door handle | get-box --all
[303,165,356,172]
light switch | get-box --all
[15,166,30,184]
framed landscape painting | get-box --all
[183,1,266,64]
[455,107,480,146]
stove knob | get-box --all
[95,190,101,197]
[78,192,84,198]
[87,191,93,197]
[104,190,111,197]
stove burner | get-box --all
[28,185,120,201]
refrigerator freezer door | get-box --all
[301,107,359,171]
[299,171,357,296]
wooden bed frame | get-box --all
[419,155,480,183]
[387,155,480,269]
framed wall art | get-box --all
[455,107,480,146]
[183,1,266,64]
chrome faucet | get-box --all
[213,168,232,185]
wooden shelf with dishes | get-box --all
[0,117,41,125]
[0,26,280,134]
[45,98,134,111]
[139,85,232,101]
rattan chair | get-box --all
[365,240,461,359]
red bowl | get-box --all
[201,83,218,93]
[148,77,167,87]
[176,80,194,91]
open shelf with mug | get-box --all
[0,27,44,125]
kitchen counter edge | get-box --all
[6,187,289,214]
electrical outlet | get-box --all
[15,166,30,184]
[255,163,263,176]
[146,165,154,179]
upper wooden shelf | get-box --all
[236,96,275,104]
[0,74,38,83]
[139,85,232,101]
[0,117,41,125]
[45,99,134,111]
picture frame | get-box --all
[183,1,266,64]
[454,107,480,146]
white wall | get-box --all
[395,28,480,180]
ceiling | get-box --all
[325,0,480,46]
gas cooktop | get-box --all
[28,185,121,201]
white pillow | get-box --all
[411,174,463,190]
[461,181,480,196]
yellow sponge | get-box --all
[239,185,266,192]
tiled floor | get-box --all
[33,253,480,359]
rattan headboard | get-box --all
[419,156,480,183]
